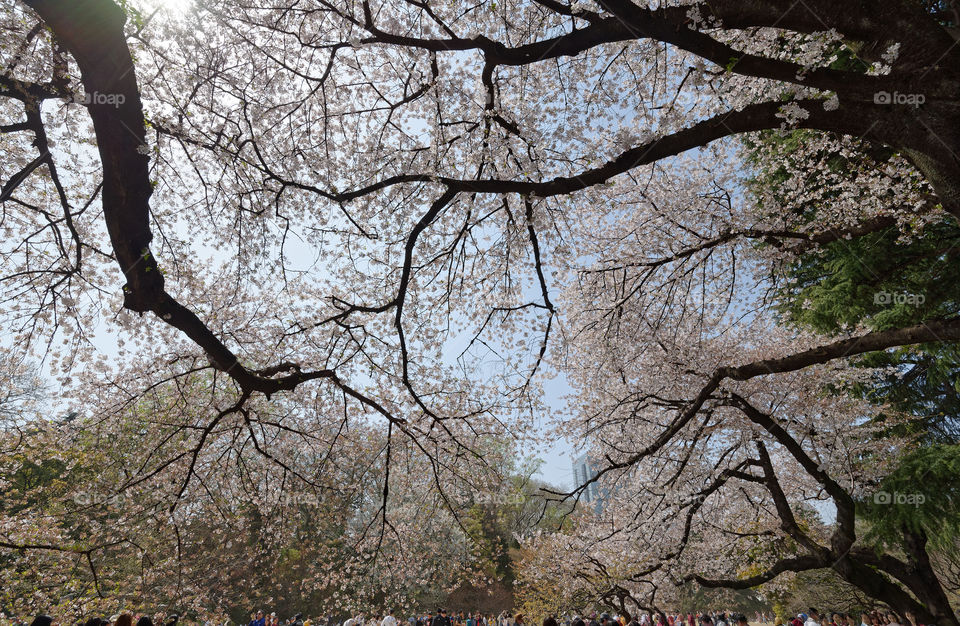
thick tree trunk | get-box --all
[22,0,159,308]
[900,528,959,626]
[834,555,959,626]
[906,147,960,222]
[892,99,960,222]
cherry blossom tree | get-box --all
[1,0,959,618]
[0,387,492,617]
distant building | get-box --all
[571,452,601,503]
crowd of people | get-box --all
[237,608,766,626]
[780,609,932,626]
[242,607,518,626]
[14,614,180,626]
[9,606,938,626]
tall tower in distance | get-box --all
[571,452,600,503]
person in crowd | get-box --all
[805,610,821,626]
[29,617,54,626]
[432,609,451,626]
[382,611,398,626]
[136,618,153,626]
[115,615,134,626]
